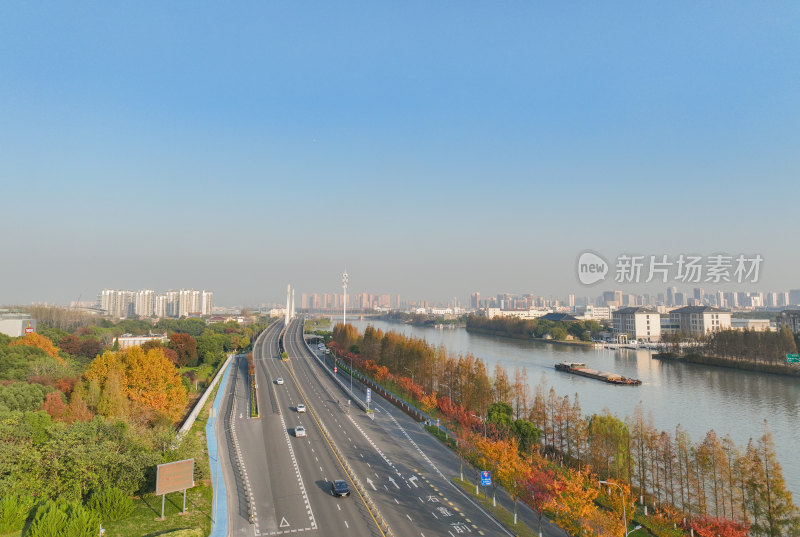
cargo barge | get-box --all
[554,362,642,385]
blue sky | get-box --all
[1,2,798,305]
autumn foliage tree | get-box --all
[168,332,198,367]
[10,333,64,363]
[331,323,800,536]
[690,515,750,537]
[84,347,187,422]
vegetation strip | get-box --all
[326,322,798,537]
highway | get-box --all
[230,320,383,537]
[282,318,515,537]
[220,316,566,536]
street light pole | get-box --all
[403,367,414,385]
[440,382,452,403]
[599,480,642,537]
[342,271,348,327]
[470,413,487,437]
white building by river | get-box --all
[612,307,661,342]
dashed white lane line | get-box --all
[277,411,317,530]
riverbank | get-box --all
[465,326,596,347]
[653,352,800,377]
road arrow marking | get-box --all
[408,476,419,488]
[388,476,400,489]
[366,478,377,491]
[280,517,289,528]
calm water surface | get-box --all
[351,319,800,496]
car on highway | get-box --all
[294,425,306,437]
[331,479,350,497]
[275,378,284,385]
[296,403,306,413]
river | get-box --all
[351,319,800,497]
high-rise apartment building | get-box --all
[100,289,135,318]
[135,289,154,317]
[102,288,212,318]
[154,294,168,317]
[201,290,213,315]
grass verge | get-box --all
[453,477,538,537]
[103,377,223,537]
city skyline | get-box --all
[2,3,799,306]
[38,283,800,313]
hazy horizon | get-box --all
[2,3,799,306]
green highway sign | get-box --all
[787,354,800,363]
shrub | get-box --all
[87,487,135,522]
[27,500,101,537]
[0,494,34,533]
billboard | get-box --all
[156,459,195,496]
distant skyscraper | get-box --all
[667,286,677,306]
[693,287,705,303]
[790,290,800,306]
[470,292,481,310]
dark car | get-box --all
[331,479,350,497]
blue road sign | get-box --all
[366,388,371,404]
[481,470,491,486]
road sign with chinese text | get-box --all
[481,470,491,486]
[787,354,799,363]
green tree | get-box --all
[0,382,50,412]
[512,419,541,452]
[549,325,568,340]
[587,411,631,481]
[196,331,227,366]
[487,401,514,432]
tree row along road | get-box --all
[282,318,513,537]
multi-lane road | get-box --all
[217,317,534,537]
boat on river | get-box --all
[554,362,642,385]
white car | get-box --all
[276,378,284,385]
[296,403,306,413]
[294,425,306,437]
